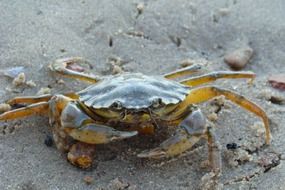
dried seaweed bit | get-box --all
[0,66,25,78]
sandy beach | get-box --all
[0,1,285,189]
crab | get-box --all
[0,57,270,177]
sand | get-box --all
[0,0,285,189]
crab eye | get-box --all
[112,101,122,110]
[152,98,162,108]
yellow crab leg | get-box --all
[0,102,49,120]
[138,109,205,159]
[50,57,101,83]
[164,64,201,79]
[180,71,256,87]
[6,93,79,105]
[178,86,271,144]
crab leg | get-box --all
[178,86,271,144]
[66,123,138,144]
[205,126,222,174]
[138,109,206,158]
[180,71,256,87]
[164,64,202,79]
[6,93,78,105]
[49,95,138,168]
[0,102,49,120]
[50,57,101,83]
[138,109,222,174]
[49,95,139,145]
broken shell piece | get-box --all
[0,103,11,113]
[12,73,26,86]
[268,74,285,91]
[0,66,25,78]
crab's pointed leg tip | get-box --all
[122,131,138,138]
[110,131,138,141]
[137,148,166,159]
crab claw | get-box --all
[138,131,201,159]
[49,57,91,72]
[67,124,138,144]
[49,57,100,83]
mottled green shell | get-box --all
[78,73,190,109]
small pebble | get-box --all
[137,3,144,14]
[83,176,94,185]
[218,8,231,16]
[108,56,124,66]
[268,74,285,91]
[0,103,11,113]
[37,87,51,95]
[26,80,37,87]
[107,177,129,189]
[12,72,26,86]
[180,58,211,68]
[112,65,124,75]
[224,47,253,70]
[208,113,218,121]
[57,79,65,85]
[226,143,238,150]
[44,135,53,147]
[179,59,194,67]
